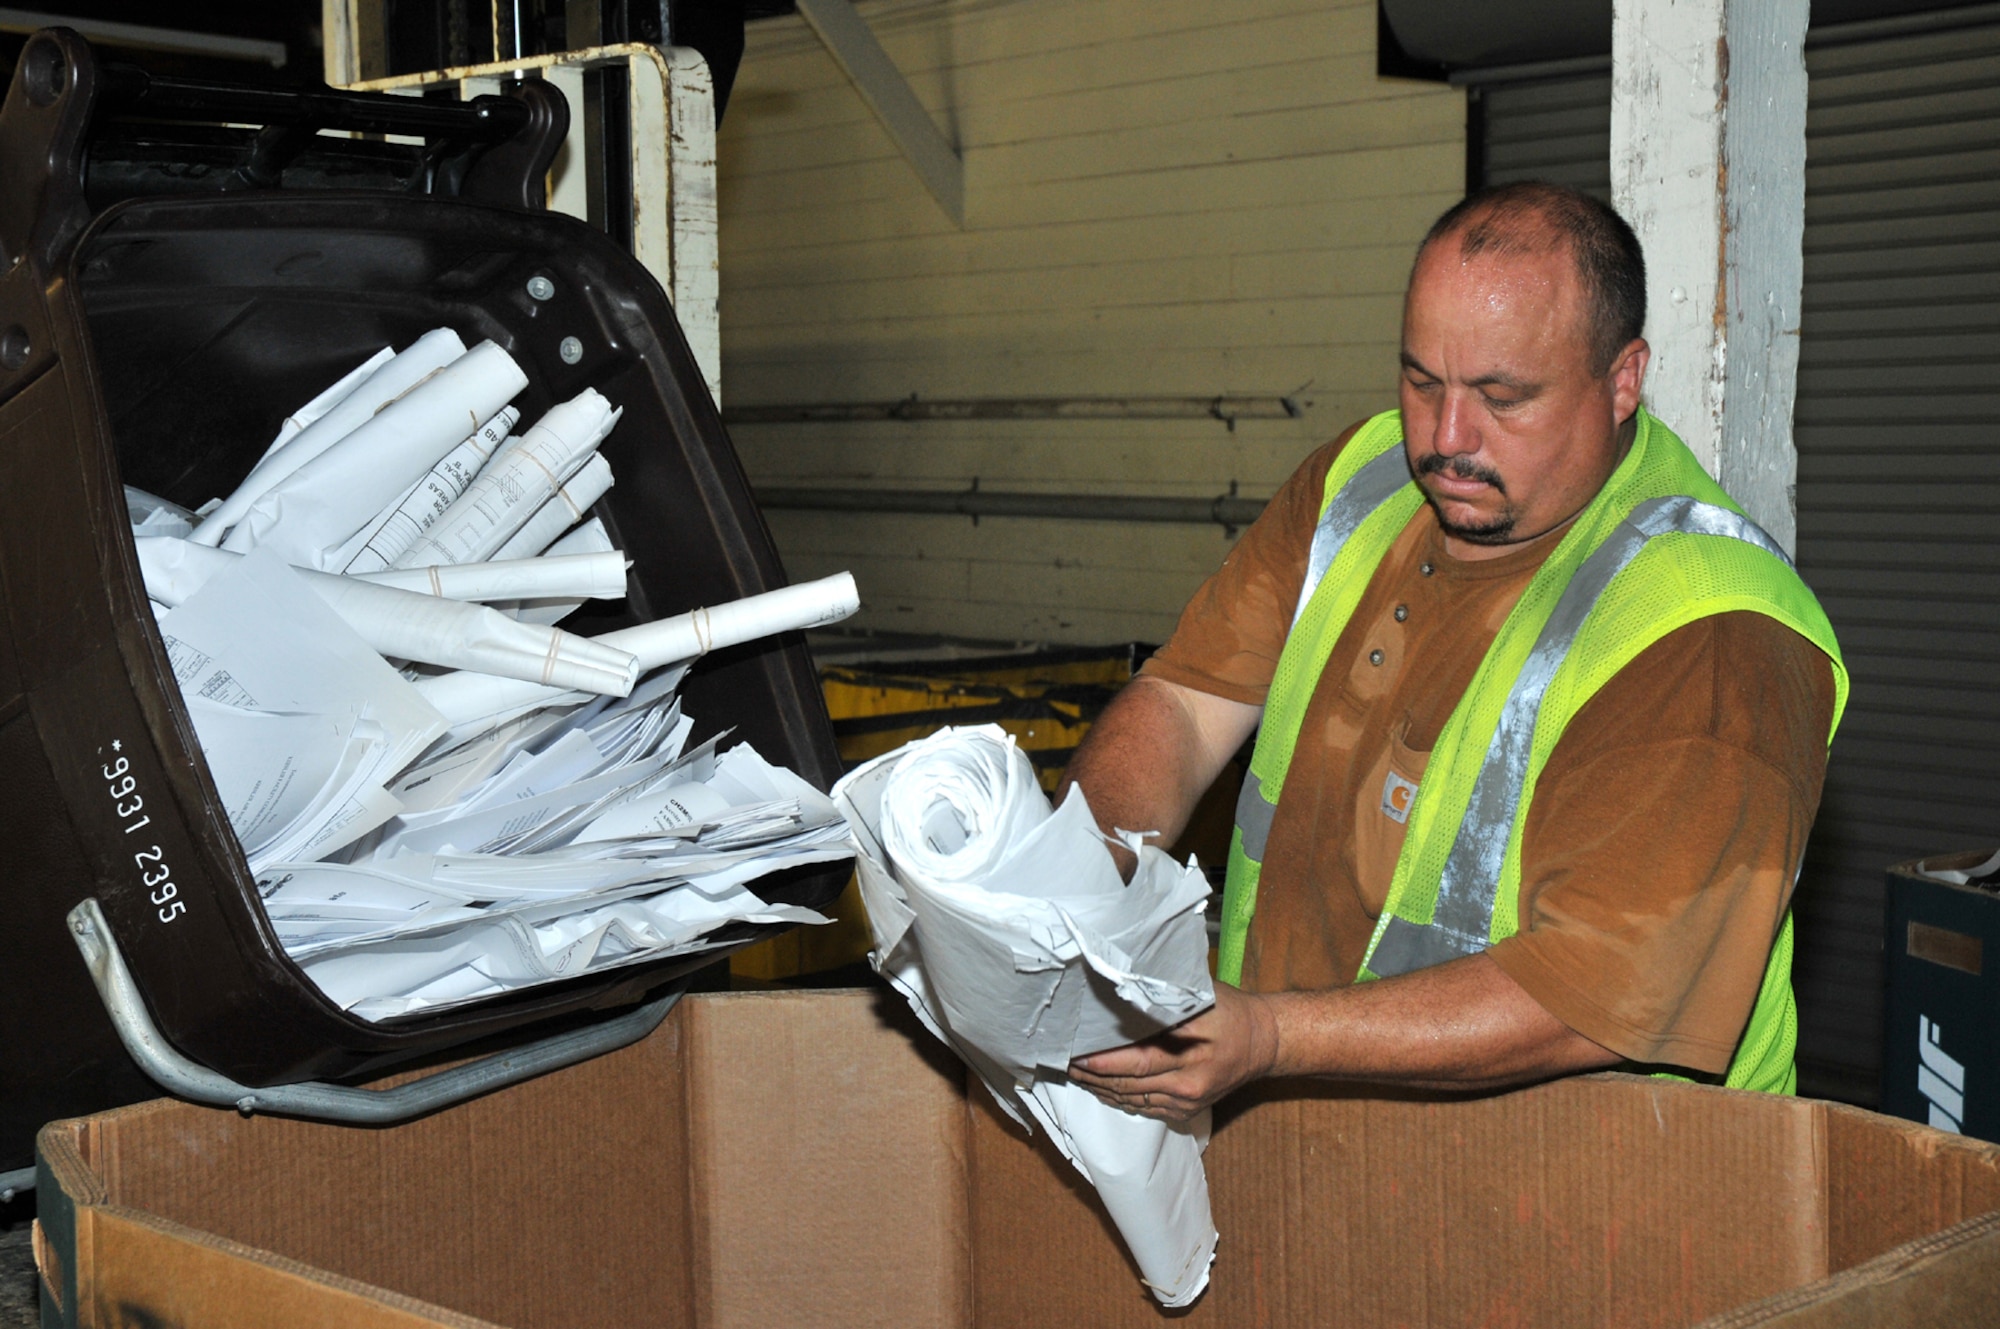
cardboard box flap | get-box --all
[1825,1094,2000,1269]
[1697,1208,2000,1327]
[40,1014,704,1328]
[80,1203,502,1329]
[681,988,972,1329]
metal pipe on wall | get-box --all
[723,395,1301,429]
[754,485,1269,529]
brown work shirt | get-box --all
[1142,425,1837,1075]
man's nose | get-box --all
[1432,391,1481,457]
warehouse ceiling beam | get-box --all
[1612,0,1808,554]
[794,0,964,227]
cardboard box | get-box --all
[1883,851,2000,1141]
[33,989,2000,1328]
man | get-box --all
[1063,182,1846,1124]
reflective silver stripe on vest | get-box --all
[1369,496,1788,978]
[1292,446,1416,629]
[1236,445,1413,863]
[1235,769,1276,861]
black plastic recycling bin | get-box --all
[0,30,846,1170]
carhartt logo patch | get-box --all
[1381,771,1418,824]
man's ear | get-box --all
[1608,337,1650,422]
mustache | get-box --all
[1415,452,1507,494]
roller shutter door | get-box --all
[1473,18,2000,1105]
[1473,72,1613,200]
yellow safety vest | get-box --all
[1216,408,1847,1093]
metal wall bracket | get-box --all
[795,0,965,227]
[67,897,682,1126]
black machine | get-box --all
[0,28,845,1172]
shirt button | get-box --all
[1419,562,1435,577]
[1394,604,1409,622]
[1368,649,1385,666]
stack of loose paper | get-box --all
[267,687,850,1021]
[834,725,1220,1308]
[129,331,861,1019]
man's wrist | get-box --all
[1239,987,1285,1083]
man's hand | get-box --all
[1070,955,1622,1119]
[1068,984,1280,1124]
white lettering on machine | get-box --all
[834,725,1221,1308]
[130,331,860,1020]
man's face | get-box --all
[1398,235,1648,559]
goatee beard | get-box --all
[1415,453,1515,543]
[1435,509,1518,544]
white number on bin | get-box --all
[103,742,183,923]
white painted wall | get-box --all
[717,0,1464,643]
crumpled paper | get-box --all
[833,724,1219,1307]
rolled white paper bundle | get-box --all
[356,551,628,604]
[135,538,638,696]
[1028,1079,1218,1309]
[393,391,620,570]
[306,577,638,697]
[603,572,860,671]
[837,727,1218,1308]
[508,517,618,626]
[490,452,616,562]
[223,340,529,569]
[336,406,521,574]
[415,571,860,731]
[193,331,465,546]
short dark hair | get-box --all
[1415,181,1647,374]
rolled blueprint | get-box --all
[834,726,1219,1308]
[393,390,620,570]
[136,538,638,696]
[335,406,521,574]
[357,552,628,604]
[414,572,861,735]
[193,331,465,546]
[490,452,616,562]
[223,340,530,569]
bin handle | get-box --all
[66,897,682,1125]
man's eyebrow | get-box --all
[1398,355,1542,396]
[1465,371,1541,394]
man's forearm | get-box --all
[1070,953,1619,1122]
[1058,675,1260,859]
[1261,953,1618,1091]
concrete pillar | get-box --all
[1611,0,1810,553]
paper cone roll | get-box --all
[357,552,628,604]
[136,538,638,696]
[414,572,860,730]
